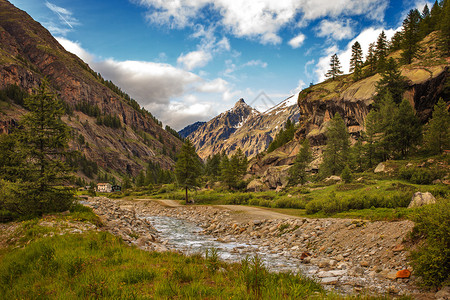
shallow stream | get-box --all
[144,215,310,274]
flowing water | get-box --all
[144,215,310,274]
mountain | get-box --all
[187,96,300,159]
[178,121,206,138]
[0,0,182,178]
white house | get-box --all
[97,183,112,193]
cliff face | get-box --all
[188,96,300,159]
[0,0,181,176]
[178,121,206,138]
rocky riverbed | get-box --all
[84,197,433,298]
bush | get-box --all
[399,167,441,184]
[410,199,450,287]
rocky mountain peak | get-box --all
[234,98,247,107]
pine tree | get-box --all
[439,0,450,55]
[205,153,221,181]
[174,139,202,203]
[349,41,364,81]
[424,98,450,154]
[320,113,350,176]
[1,80,75,216]
[389,100,422,158]
[362,110,381,168]
[325,54,343,80]
[375,58,408,104]
[401,9,422,64]
[390,31,404,51]
[430,0,443,31]
[375,31,389,72]
[419,4,432,38]
[365,42,377,76]
[288,139,312,185]
[220,155,236,189]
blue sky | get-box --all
[9,0,431,130]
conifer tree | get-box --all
[220,155,236,189]
[419,4,432,38]
[1,80,75,216]
[424,98,450,154]
[390,31,404,51]
[375,31,389,72]
[288,139,312,185]
[429,0,443,30]
[362,110,381,168]
[325,54,343,80]
[375,58,408,104]
[174,139,202,203]
[401,9,422,64]
[349,41,364,81]
[439,0,450,55]
[365,42,377,76]
[320,113,350,176]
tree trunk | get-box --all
[185,187,189,204]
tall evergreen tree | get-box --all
[320,113,350,176]
[365,42,377,76]
[0,80,74,216]
[390,31,404,51]
[288,139,312,185]
[424,98,450,154]
[419,4,432,38]
[205,153,221,181]
[439,0,450,55]
[401,9,422,64]
[349,41,364,81]
[174,139,202,203]
[325,54,343,80]
[429,0,443,31]
[375,31,389,72]
[389,100,422,158]
[375,58,408,104]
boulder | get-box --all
[324,175,341,182]
[262,165,290,189]
[374,162,385,173]
[408,192,436,208]
[246,179,269,192]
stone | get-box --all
[321,277,339,285]
[386,271,398,280]
[324,175,341,182]
[246,179,269,192]
[396,269,411,279]
[392,244,404,252]
[435,286,450,300]
[360,260,370,267]
[374,162,386,173]
[408,192,436,208]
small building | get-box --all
[111,185,122,192]
[97,183,112,193]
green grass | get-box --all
[0,229,331,299]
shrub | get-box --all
[410,199,450,287]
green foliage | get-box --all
[341,165,352,183]
[0,81,74,218]
[175,139,203,203]
[375,58,408,104]
[267,119,296,152]
[0,230,328,299]
[75,100,101,117]
[401,9,422,64]
[439,0,450,55]
[144,160,174,185]
[350,41,364,81]
[320,113,350,176]
[205,153,222,181]
[96,113,121,128]
[220,149,248,190]
[424,98,450,154]
[324,53,343,80]
[165,125,183,141]
[375,31,389,72]
[289,139,312,185]
[0,84,28,106]
[410,199,450,287]
[399,167,443,184]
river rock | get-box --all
[408,192,436,208]
[435,286,450,300]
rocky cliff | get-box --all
[188,96,300,159]
[178,121,206,138]
[0,0,181,177]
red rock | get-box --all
[396,269,411,278]
[393,244,405,252]
[300,252,311,260]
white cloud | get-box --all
[196,78,229,93]
[134,0,388,45]
[290,79,306,94]
[288,34,306,48]
[317,19,354,40]
[45,1,79,35]
[177,50,212,70]
[243,60,268,68]
[314,27,399,82]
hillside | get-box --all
[178,121,206,138]
[0,0,182,178]
[188,96,300,159]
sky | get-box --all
[9,0,431,130]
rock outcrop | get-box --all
[0,0,181,176]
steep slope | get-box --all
[187,96,300,159]
[178,121,206,138]
[0,0,181,177]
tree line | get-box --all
[326,0,450,81]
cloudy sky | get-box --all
[10,0,430,130]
